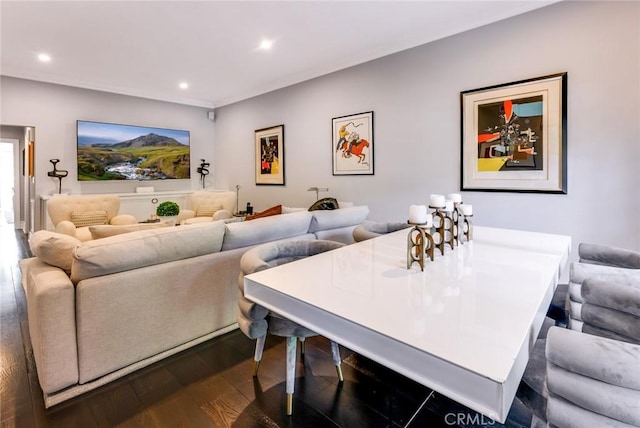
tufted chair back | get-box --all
[47,194,137,241]
[237,239,346,415]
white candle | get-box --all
[429,194,445,208]
[443,200,454,212]
[447,193,462,204]
[409,205,428,224]
[460,204,473,216]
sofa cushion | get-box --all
[222,211,312,251]
[71,221,226,283]
[29,231,81,273]
[89,222,170,239]
[245,205,282,221]
[70,210,109,227]
[308,205,369,233]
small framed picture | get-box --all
[460,73,567,193]
[255,124,285,185]
[332,111,374,175]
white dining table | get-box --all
[244,226,571,423]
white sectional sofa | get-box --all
[21,206,369,408]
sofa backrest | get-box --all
[221,211,313,251]
[71,221,226,283]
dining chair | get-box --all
[237,239,346,415]
[519,258,640,427]
[352,221,410,242]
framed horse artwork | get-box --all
[332,111,374,176]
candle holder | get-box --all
[47,159,68,194]
[461,214,474,242]
[406,222,434,271]
[429,206,446,256]
[452,202,463,245]
[443,208,457,250]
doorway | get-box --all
[0,140,18,228]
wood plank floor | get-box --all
[0,223,532,427]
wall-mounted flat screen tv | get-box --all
[77,120,190,181]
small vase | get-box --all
[158,215,178,226]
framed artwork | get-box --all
[332,111,374,175]
[255,124,285,185]
[460,73,567,193]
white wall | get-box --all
[0,77,216,227]
[214,1,640,251]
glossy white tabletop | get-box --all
[244,226,571,421]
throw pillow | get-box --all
[89,222,170,239]
[29,230,81,273]
[70,210,109,228]
[245,205,282,221]
[196,203,223,217]
[308,197,339,211]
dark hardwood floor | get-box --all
[0,223,532,427]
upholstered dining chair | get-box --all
[352,221,410,242]
[550,243,640,328]
[237,240,345,415]
[519,260,640,427]
[567,246,640,335]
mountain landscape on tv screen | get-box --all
[78,133,190,180]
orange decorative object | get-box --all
[28,142,34,177]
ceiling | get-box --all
[1,1,557,109]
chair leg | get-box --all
[330,341,344,382]
[253,335,266,377]
[299,337,306,360]
[286,336,297,415]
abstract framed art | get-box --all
[255,124,285,185]
[460,73,567,193]
[332,111,374,175]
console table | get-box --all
[244,226,571,423]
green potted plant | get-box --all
[156,201,180,225]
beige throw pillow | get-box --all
[196,203,223,217]
[29,231,81,273]
[70,210,109,227]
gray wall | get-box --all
[214,1,640,251]
[0,77,216,196]
[0,77,216,227]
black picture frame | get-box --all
[460,73,567,193]
[255,124,285,185]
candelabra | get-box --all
[430,206,447,256]
[461,213,474,242]
[406,222,434,271]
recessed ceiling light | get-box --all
[37,53,51,63]
[179,82,189,89]
[259,39,273,50]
